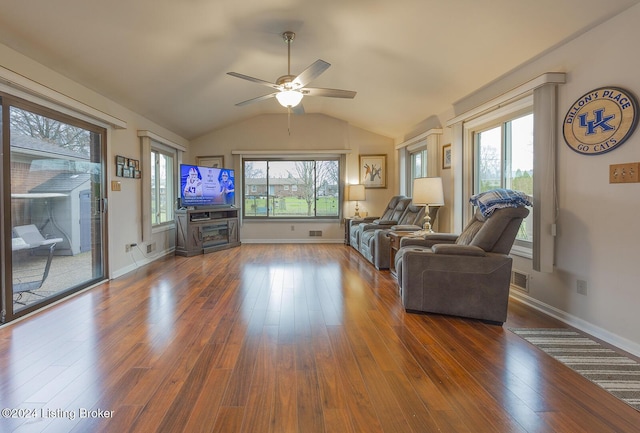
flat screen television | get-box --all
[180,164,235,207]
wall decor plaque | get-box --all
[563,86,638,155]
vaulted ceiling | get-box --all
[1,0,638,140]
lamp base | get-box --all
[422,209,433,233]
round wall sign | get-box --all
[563,86,638,155]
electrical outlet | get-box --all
[291,225,295,231]
[125,244,132,253]
[577,279,588,295]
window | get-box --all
[243,158,340,218]
[150,145,175,226]
[452,74,563,271]
[409,149,427,196]
[474,111,533,246]
[3,94,107,322]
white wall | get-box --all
[188,113,395,243]
[407,4,640,354]
[0,42,188,278]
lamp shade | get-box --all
[412,177,444,206]
[275,90,303,108]
[347,184,366,201]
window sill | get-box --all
[243,218,339,223]
[152,222,175,234]
[510,244,532,259]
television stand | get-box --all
[175,207,240,256]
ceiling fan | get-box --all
[227,31,356,114]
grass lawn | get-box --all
[244,196,338,217]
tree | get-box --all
[316,160,338,194]
[289,161,315,216]
[479,143,501,192]
[512,170,533,195]
[244,161,265,179]
[10,106,91,156]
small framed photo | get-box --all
[116,155,125,165]
[116,164,123,177]
[134,170,141,179]
[360,154,387,188]
[196,155,224,168]
[442,144,452,170]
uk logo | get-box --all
[563,87,638,155]
[578,109,615,135]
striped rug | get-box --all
[509,328,640,411]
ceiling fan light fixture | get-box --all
[276,90,303,108]
[228,31,355,109]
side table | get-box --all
[388,231,419,277]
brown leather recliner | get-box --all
[394,206,529,324]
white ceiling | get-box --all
[1,0,638,140]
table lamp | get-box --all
[347,184,366,217]
[412,177,444,233]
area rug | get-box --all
[509,328,640,411]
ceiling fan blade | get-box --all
[227,72,281,90]
[235,92,278,106]
[302,87,357,99]
[292,102,305,115]
[293,60,331,87]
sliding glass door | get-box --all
[1,95,107,323]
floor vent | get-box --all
[511,270,530,292]
[309,230,323,237]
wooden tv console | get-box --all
[175,207,240,256]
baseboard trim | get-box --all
[111,247,174,279]
[509,289,640,358]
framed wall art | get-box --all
[442,144,451,169]
[360,154,387,188]
[196,155,225,168]
[115,155,140,179]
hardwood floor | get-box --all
[1,244,639,432]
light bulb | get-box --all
[275,90,303,107]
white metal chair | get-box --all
[12,224,63,300]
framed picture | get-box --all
[442,144,452,169]
[115,155,140,178]
[197,155,224,168]
[360,154,387,188]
